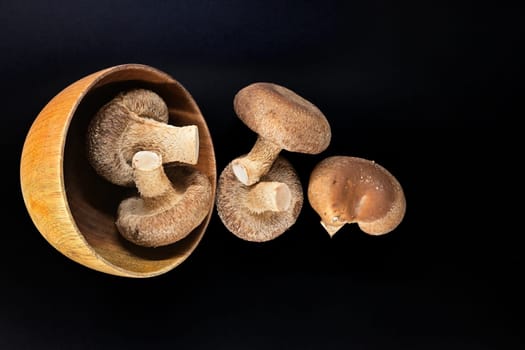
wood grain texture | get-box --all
[20,64,217,278]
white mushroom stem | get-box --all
[245,181,291,214]
[320,220,345,238]
[132,151,178,201]
[123,120,199,165]
[232,136,282,186]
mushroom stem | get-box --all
[232,136,282,186]
[132,151,178,201]
[245,181,292,214]
[123,121,199,165]
[320,221,345,238]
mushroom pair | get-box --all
[216,82,332,242]
[86,89,212,247]
[217,82,406,241]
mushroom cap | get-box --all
[233,82,331,154]
[216,156,303,242]
[307,156,406,235]
[116,164,212,247]
[116,89,169,123]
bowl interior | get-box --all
[63,67,216,275]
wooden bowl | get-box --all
[20,63,217,278]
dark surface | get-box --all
[2,1,522,349]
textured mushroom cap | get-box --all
[116,164,212,247]
[234,82,331,154]
[216,156,303,242]
[307,156,406,235]
[116,89,169,123]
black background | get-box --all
[2,1,522,349]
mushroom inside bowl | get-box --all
[20,63,216,278]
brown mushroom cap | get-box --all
[116,89,169,123]
[307,156,406,236]
[216,156,303,242]
[116,151,212,247]
[233,82,331,154]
